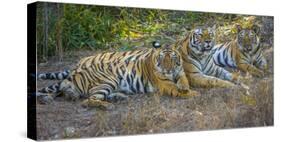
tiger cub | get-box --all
[172,25,238,88]
[37,44,198,109]
[212,24,267,77]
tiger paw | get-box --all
[223,81,237,88]
[188,90,200,97]
[176,83,190,92]
[254,71,264,78]
[231,71,241,82]
[64,88,80,101]
[36,92,54,104]
[250,68,264,78]
[64,92,80,101]
[231,72,247,85]
[176,77,190,91]
[107,92,129,102]
[180,90,200,98]
[81,99,115,110]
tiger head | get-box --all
[236,24,260,54]
[151,43,183,80]
[189,25,216,58]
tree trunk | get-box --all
[43,3,48,61]
[56,4,63,62]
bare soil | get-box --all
[36,47,273,140]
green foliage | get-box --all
[36,3,170,61]
[36,2,249,61]
[62,5,115,49]
[36,3,65,61]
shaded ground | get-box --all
[36,46,273,140]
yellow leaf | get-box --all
[129,31,142,38]
[241,95,257,106]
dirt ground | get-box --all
[36,47,273,140]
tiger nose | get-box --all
[244,45,251,51]
[246,47,252,51]
[205,40,211,43]
[165,70,172,74]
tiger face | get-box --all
[153,44,183,80]
[189,25,216,58]
[236,25,260,54]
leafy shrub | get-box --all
[36,2,252,61]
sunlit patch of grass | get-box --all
[241,95,257,106]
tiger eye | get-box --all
[239,32,245,37]
[249,32,254,37]
[196,34,202,39]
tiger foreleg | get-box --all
[255,56,269,74]
[176,70,191,91]
[159,81,199,99]
[214,65,242,84]
[238,63,264,77]
[188,73,236,88]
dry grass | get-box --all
[36,47,273,140]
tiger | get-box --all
[172,25,238,88]
[37,43,198,109]
[212,24,267,77]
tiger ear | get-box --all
[236,24,242,33]
[212,24,216,30]
[252,24,261,35]
[174,42,180,50]
[191,23,196,30]
[210,24,217,34]
[171,39,181,51]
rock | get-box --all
[64,127,76,138]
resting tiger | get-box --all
[212,24,267,77]
[172,25,238,88]
[37,44,198,109]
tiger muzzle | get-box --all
[244,45,252,52]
